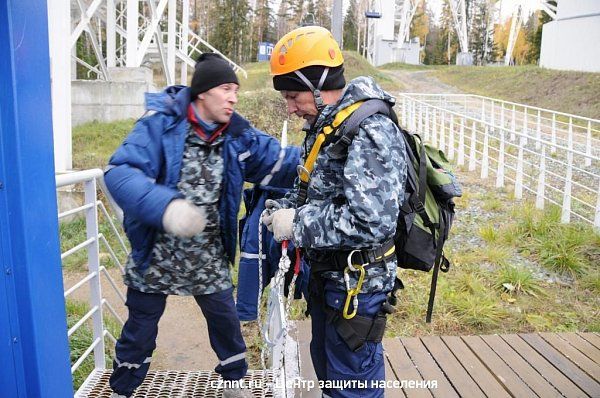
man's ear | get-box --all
[197,93,205,101]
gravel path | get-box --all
[385,69,462,94]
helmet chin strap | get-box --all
[293,68,330,112]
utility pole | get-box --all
[332,0,343,44]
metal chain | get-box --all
[257,209,269,369]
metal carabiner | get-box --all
[342,264,365,319]
[346,249,362,272]
[296,165,311,183]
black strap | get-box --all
[296,180,309,207]
[306,238,395,272]
[426,207,447,323]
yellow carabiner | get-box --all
[343,293,358,319]
[342,265,365,319]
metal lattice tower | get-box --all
[447,0,470,55]
[396,0,423,46]
[70,0,247,83]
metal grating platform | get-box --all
[77,370,275,398]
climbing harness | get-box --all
[296,101,364,206]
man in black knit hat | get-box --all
[105,53,299,398]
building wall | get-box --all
[556,0,599,19]
[539,2,600,73]
[71,68,156,126]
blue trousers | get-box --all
[110,287,248,396]
[310,281,387,398]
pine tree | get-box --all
[210,0,253,63]
[254,0,272,42]
[343,0,358,50]
[289,0,305,27]
[305,0,316,25]
[314,0,331,30]
[276,0,291,38]
[469,0,494,65]
[526,1,555,64]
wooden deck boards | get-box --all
[382,332,600,398]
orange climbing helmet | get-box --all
[270,26,344,76]
[271,26,345,109]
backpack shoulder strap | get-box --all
[328,99,394,157]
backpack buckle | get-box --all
[413,200,425,214]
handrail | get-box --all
[56,168,129,392]
[399,93,600,230]
[399,94,600,161]
[400,92,600,124]
[56,169,104,188]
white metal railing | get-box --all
[398,94,600,230]
[174,20,248,78]
[56,169,128,394]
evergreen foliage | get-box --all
[343,0,358,50]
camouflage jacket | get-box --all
[283,77,408,293]
[124,128,231,295]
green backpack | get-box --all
[329,99,462,322]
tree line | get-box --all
[413,0,556,66]
[75,0,556,78]
[190,0,333,65]
[193,0,554,66]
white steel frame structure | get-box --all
[70,0,247,83]
[50,0,247,171]
[396,0,423,47]
[447,0,471,64]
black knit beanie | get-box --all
[273,64,346,92]
[190,53,239,100]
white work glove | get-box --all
[162,199,207,238]
[262,199,282,232]
[271,208,295,242]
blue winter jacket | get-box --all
[237,185,309,321]
[104,85,300,271]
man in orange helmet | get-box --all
[264,26,408,397]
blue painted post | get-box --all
[0,1,73,397]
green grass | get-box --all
[446,292,507,330]
[239,61,273,92]
[379,63,438,71]
[72,119,135,169]
[537,235,589,277]
[385,188,599,338]
[499,203,598,277]
[60,213,129,272]
[478,224,499,243]
[494,265,542,296]
[429,65,600,120]
[341,51,403,91]
[242,51,403,93]
[580,271,600,295]
[67,299,122,390]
